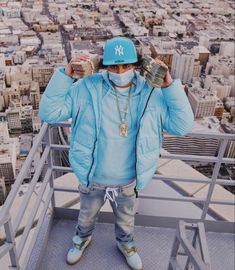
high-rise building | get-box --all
[214,99,224,119]
[12,51,27,65]
[30,85,40,110]
[204,75,232,100]
[220,117,235,158]
[0,69,6,102]
[193,46,210,67]
[32,110,41,133]
[0,112,7,122]
[188,87,217,118]
[0,54,6,93]
[219,42,235,57]
[18,80,40,109]
[0,54,5,66]
[0,122,17,193]
[5,101,36,133]
[224,97,235,116]
[0,177,6,205]
[20,105,33,133]
[163,116,221,157]
[0,121,10,140]
[32,66,54,88]
[224,140,235,159]
[6,104,22,134]
[171,48,195,84]
[5,66,32,87]
[227,75,235,97]
[1,79,40,110]
[192,60,201,78]
[205,55,234,78]
[150,38,175,68]
[1,5,21,18]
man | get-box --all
[39,37,194,270]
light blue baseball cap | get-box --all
[103,37,138,66]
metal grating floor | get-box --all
[39,219,235,270]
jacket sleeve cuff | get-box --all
[161,79,186,106]
[44,67,75,97]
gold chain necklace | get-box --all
[114,88,131,137]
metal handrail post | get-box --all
[4,217,20,269]
[201,138,229,220]
[0,122,48,224]
[44,125,56,209]
[13,146,50,234]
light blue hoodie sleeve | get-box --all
[39,67,75,124]
[161,79,194,135]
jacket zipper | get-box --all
[136,87,155,135]
[159,115,163,157]
[73,107,80,129]
[86,138,97,187]
[135,87,155,188]
[160,115,163,132]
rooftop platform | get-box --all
[34,210,234,270]
[0,122,234,270]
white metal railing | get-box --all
[0,121,234,269]
[51,122,234,220]
[0,123,53,269]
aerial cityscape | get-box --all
[0,1,234,270]
[0,0,234,204]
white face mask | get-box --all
[108,69,135,86]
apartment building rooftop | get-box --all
[189,87,218,101]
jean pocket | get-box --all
[78,184,90,194]
[121,186,135,197]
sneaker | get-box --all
[66,235,91,265]
[117,241,143,270]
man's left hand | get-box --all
[155,58,173,88]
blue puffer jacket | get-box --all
[39,67,194,190]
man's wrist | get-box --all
[64,68,69,77]
[59,67,75,82]
[161,79,173,88]
[63,67,73,78]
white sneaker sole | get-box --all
[66,239,91,266]
[117,244,143,270]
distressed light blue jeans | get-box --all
[75,180,136,245]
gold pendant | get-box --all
[119,122,128,137]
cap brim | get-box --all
[103,59,138,66]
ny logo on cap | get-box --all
[115,45,124,56]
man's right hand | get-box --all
[65,54,90,78]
